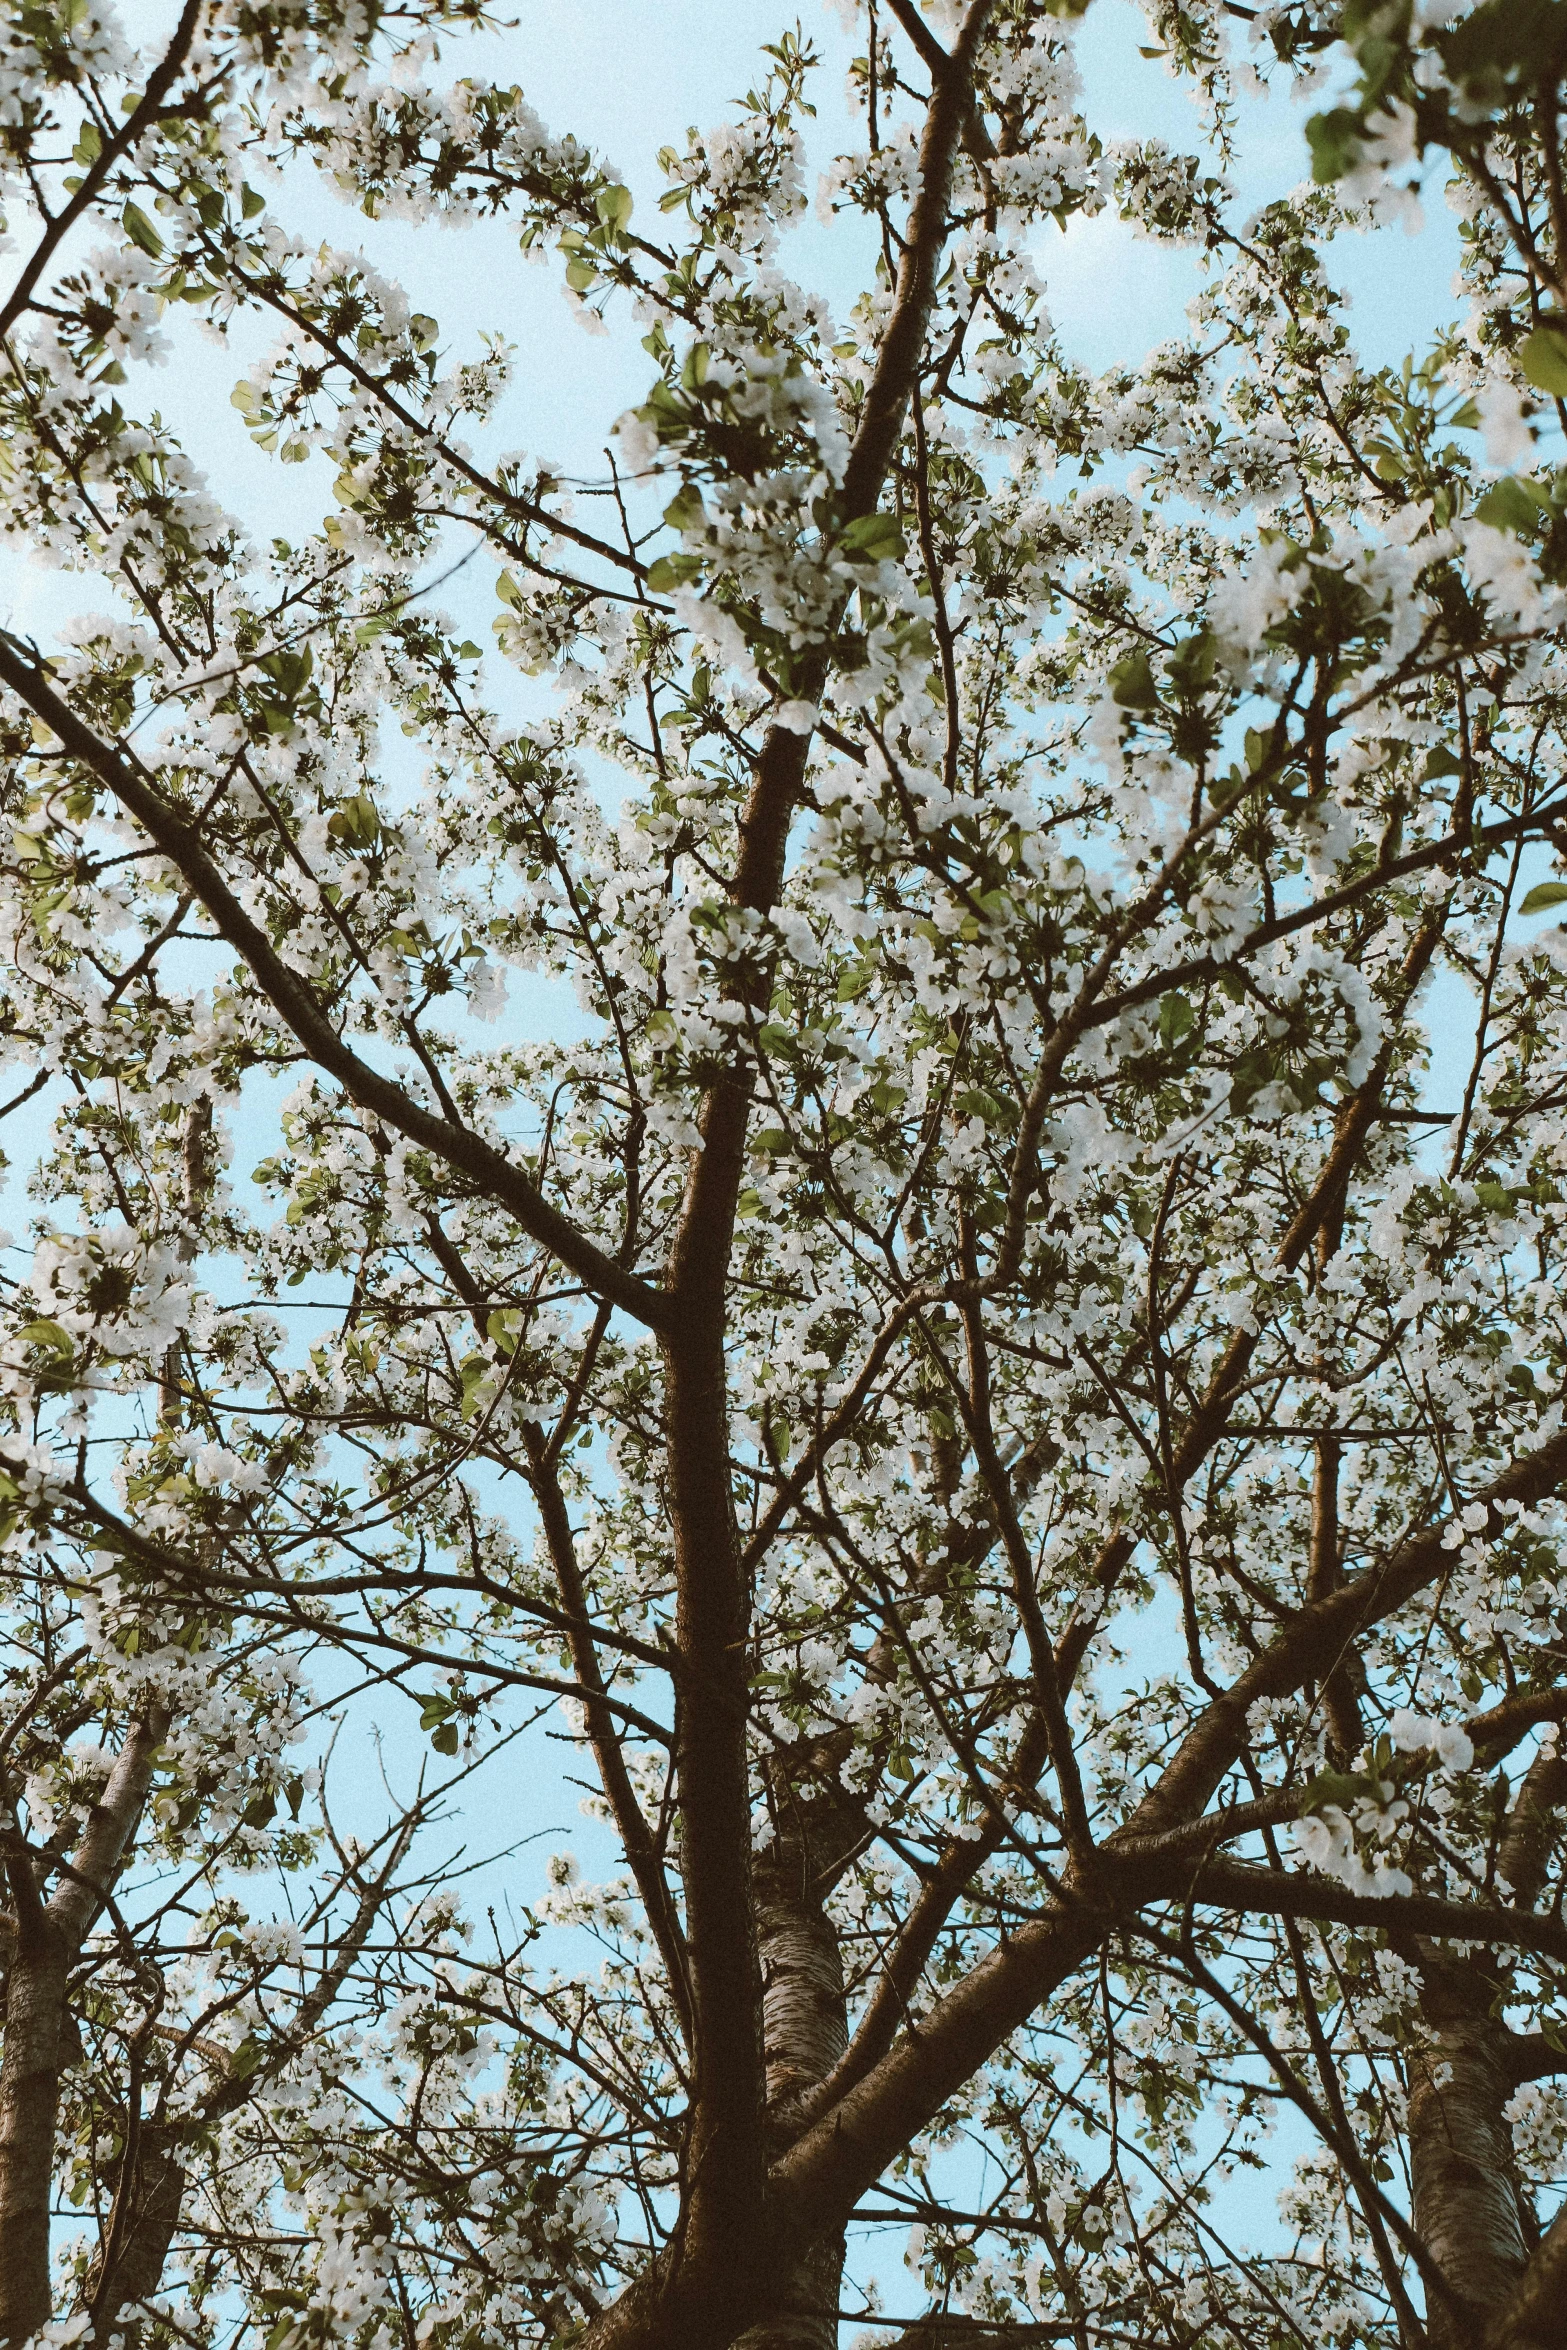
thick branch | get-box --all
[0,638,668,1329]
[1186,1860,1567,1966]
[1483,2199,1567,2350]
[47,1708,169,1943]
[0,0,205,343]
[0,1707,167,2345]
[765,1430,1567,2254]
[647,8,1002,2325]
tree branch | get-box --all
[0,0,206,344]
[0,636,669,1330]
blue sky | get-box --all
[0,4,1546,2321]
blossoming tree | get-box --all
[1,0,1566,2345]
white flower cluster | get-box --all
[1292,1715,1475,1896]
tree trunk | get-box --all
[735,1764,858,2350]
[1495,1744,1567,1911]
[0,1709,168,2345]
[0,1904,70,2346]
[1482,2197,1567,2350]
[87,2122,186,2346]
[1409,1951,1530,2350]
[662,1079,769,2305]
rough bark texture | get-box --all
[0,1709,169,2346]
[0,1897,70,2345]
[662,1079,769,2313]
[87,2123,186,2345]
[1496,1744,1567,1909]
[1482,2197,1567,2350]
[734,1760,859,2350]
[1409,1952,1531,2350]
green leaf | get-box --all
[1519,327,1567,396]
[636,384,692,445]
[954,1086,1009,1127]
[662,483,707,534]
[595,183,634,233]
[1441,0,1567,85]
[121,201,164,259]
[458,1355,492,1421]
[1304,108,1362,185]
[327,792,380,849]
[645,552,704,592]
[1474,475,1546,533]
[15,1318,74,1357]
[1303,1768,1369,1809]
[1166,629,1218,692]
[839,512,906,563]
[1108,650,1160,709]
[1519,880,1567,913]
[486,1307,523,1354]
[1158,991,1195,1047]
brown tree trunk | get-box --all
[1482,2197,1567,2350]
[0,1899,70,2345]
[1409,1952,1531,2349]
[0,1709,169,2346]
[735,1764,858,2350]
[87,2123,186,2346]
[1496,1744,1567,1910]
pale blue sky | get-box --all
[0,7,1536,2323]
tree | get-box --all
[1,0,1566,2344]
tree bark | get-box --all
[0,1884,70,2346]
[1482,2198,1567,2350]
[734,1759,860,2350]
[1495,1743,1567,1909]
[1405,1736,1567,2349]
[86,2122,186,2346]
[1408,1951,1531,2349]
[663,1074,769,2314]
[0,1708,169,2346]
